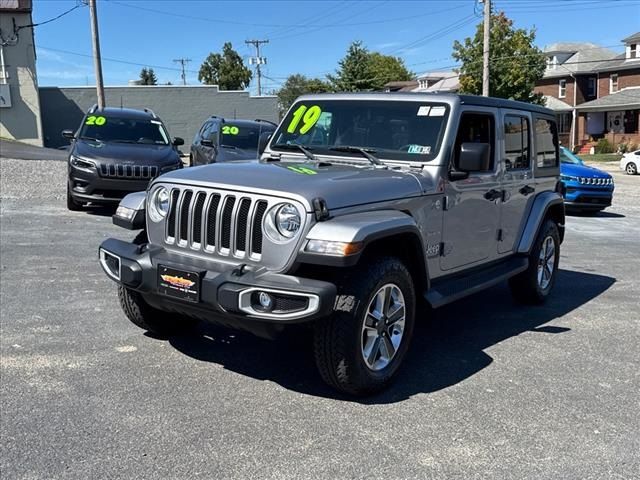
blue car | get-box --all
[560,147,614,213]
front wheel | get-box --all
[509,219,560,304]
[313,256,415,396]
[66,185,83,211]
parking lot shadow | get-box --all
[167,269,615,403]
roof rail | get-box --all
[88,103,98,114]
[143,107,158,119]
[254,119,277,127]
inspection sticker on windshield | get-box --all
[417,106,431,116]
[429,106,446,116]
[407,145,431,155]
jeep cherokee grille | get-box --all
[100,164,158,179]
[164,188,270,259]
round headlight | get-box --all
[275,203,301,238]
[148,186,169,222]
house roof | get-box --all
[622,32,640,44]
[543,43,619,78]
[384,80,419,92]
[593,53,640,73]
[416,70,456,80]
[543,95,573,112]
[575,88,640,111]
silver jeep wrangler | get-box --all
[99,93,565,395]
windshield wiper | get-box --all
[220,144,239,150]
[80,136,102,142]
[329,146,382,166]
[271,143,316,161]
[112,139,137,144]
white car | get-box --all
[620,150,639,175]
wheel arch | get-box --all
[517,191,565,254]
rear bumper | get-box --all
[98,238,337,325]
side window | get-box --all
[454,112,495,171]
[535,118,559,168]
[504,115,530,170]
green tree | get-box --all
[198,42,252,90]
[139,67,157,85]
[328,41,413,91]
[277,74,331,114]
[452,12,546,104]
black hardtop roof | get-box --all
[92,107,158,120]
[208,117,277,127]
[298,92,555,116]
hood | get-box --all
[216,146,260,162]
[158,160,426,210]
[561,162,612,179]
[73,140,180,165]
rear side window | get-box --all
[504,115,530,170]
[535,118,559,168]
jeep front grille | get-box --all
[165,188,270,259]
[99,164,158,179]
[577,177,612,186]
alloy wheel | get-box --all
[537,236,556,290]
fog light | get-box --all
[99,249,121,281]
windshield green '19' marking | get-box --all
[85,115,106,126]
[287,105,322,134]
[222,125,239,135]
[287,165,317,175]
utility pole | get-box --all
[245,39,268,96]
[88,0,105,108]
[173,58,191,85]
[481,0,491,97]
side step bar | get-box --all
[425,257,529,308]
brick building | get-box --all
[534,32,640,151]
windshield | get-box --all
[79,115,170,145]
[560,147,583,165]
[271,100,449,162]
[220,124,274,150]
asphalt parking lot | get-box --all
[1,156,639,479]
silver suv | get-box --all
[99,93,565,395]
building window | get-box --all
[418,79,427,89]
[610,73,619,93]
[557,112,571,134]
[547,56,557,70]
[559,79,567,98]
[630,44,637,59]
[588,77,596,97]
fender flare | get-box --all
[516,191,565,254]
[112,191,146,230]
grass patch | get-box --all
[577,153,622,163]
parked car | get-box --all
[190,117,276,166]
[620,149,639,175]
[559,146,614,213]
[100,93,564,396]
[64,106,184,211]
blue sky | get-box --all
[32,0,640,93]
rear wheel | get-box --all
[66,185,83,211]
[313,256,415,396]
[626,162,637,175]
[509,219,560,305]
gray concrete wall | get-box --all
[39,85,279,148]
[0,10,43,146]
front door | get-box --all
[499,111,535,254]
[441,110,501,271]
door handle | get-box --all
[484,189,503,201]
[519,185,535,196]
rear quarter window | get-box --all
[534,116,559,176]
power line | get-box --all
[16,2,84,31]
[245,39,269,96]
[173,58,192,85]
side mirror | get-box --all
[172,137,184,146]
[200,138,214,147]
[62,129,75,140]
[458,142,491,172]
[258,132,272,155]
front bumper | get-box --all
[69,166,152,203]
[98,238,337,325]
[563,184,614,210]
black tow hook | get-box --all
[232,264,248,276]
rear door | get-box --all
[498,110,535,254]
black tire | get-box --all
[117,286,196,335]
[66,185,83,211]
[509,219,560,305]
[313,256,415,396]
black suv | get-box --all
[190,116,276,166]
[64,106,184,210]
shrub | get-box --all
[595,138,613,154]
